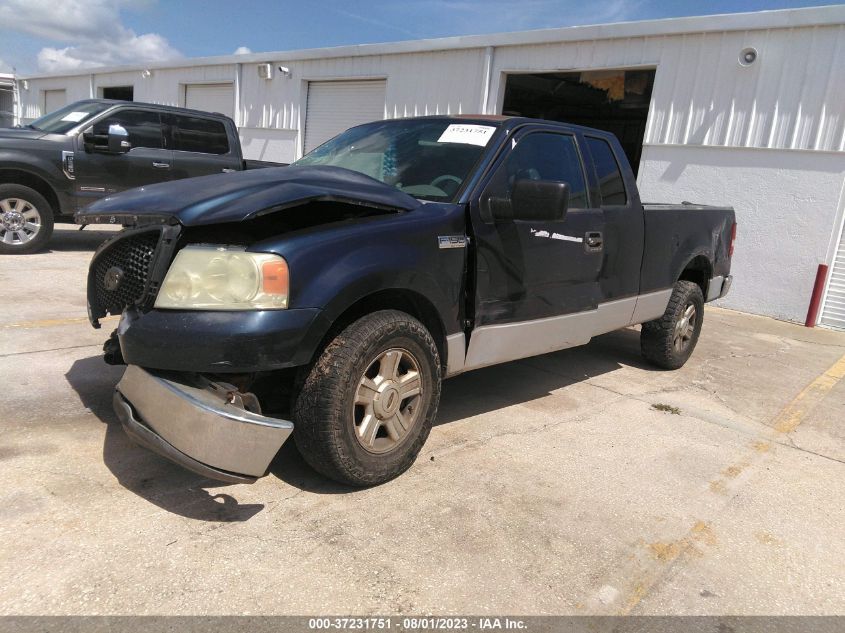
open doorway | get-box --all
[100,86,134,101]
[501,69,655,174]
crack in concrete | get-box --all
[0,344,100,359]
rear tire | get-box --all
[641,280,704,370]
[293,310,441,486]
[0,184,54,254]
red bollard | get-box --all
[805,264,830,328]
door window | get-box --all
[484,132,588,210]
[586,136,627,205]
[91,110,164,149]
[171,114,230,155]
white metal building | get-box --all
[0,73,15,129]
[13,6,845,329]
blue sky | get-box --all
[0,0,837,75]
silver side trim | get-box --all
[116,365,293,478]
[631,288,674,323]
[445,332,467,378]
[461,289,672,372]
[707,276,725,302]
[719,275,732,298]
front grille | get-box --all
[88,228,163,324]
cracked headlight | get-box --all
[155,245,289,310]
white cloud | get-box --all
[37,32,180,73]
[390,0,641,35]
[233,46,252,55]
[0,0,181,73]
[0,58,13,73]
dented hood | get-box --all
[76,165,421,226]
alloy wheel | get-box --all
[673,303,697,352]
[0,198,42,245]
[353,348,423,454]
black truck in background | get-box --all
[80,115,736,488]
[0,99,280,254]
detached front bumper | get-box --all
[113,365,293,483]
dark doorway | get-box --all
[101,85,134,101]
[501,69,655,174]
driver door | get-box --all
[464,129,606,368]
[73,108,173,210]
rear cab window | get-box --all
[170,114,230,155]
[585,136,627,206]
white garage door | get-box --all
[43,89,66,114]
[820,226,845,330]
[303,80,386,154]
[184,83,235,119]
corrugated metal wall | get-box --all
[18,23,845,154]
[11,11,845,325]
[488,24,845,152]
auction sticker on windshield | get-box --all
[61,112,90,123]
[437,124,496,146]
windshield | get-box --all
[28,101,112,134]
[294,119,499,202]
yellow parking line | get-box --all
[620,351,845,614]
[0,316,116,329]
[773,352,845,434]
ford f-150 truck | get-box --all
[79,115,736,487]
[0,99,279,254]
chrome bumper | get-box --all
[113,365,293,483]
[707,275,733,302]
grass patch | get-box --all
[651,403,681,415]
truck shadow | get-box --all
[65,355,265,522]
[66,326,651,512]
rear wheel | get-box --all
[641,280,704,370]
[293,310,441,486]
[0,185,54,254]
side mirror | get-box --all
[489,179,570,223]
[107,124,131,154]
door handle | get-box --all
[152,161,171,169]
[585,231,603,252]
[222,168,236,173]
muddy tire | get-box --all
[293,310,441,486]
[0,184,54,255]
[641,280,704,370]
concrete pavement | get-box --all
[1,225,844,615]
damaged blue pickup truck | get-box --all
[79,115,735,487]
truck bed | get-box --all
[640,203,736,296]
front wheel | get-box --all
[293,310,441,486]
[641,280,705,370]
[0,184,54,254]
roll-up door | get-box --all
[184,83,235,119]
[43,89,66,114]
[303,80,386,154]
[820,225,845,330]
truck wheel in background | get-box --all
[641,280,705,370]
[294,309,442,486]
[0,185,54,255]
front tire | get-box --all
[293,310,441,486]
[641,280,704,370]
[0,184,54,254]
